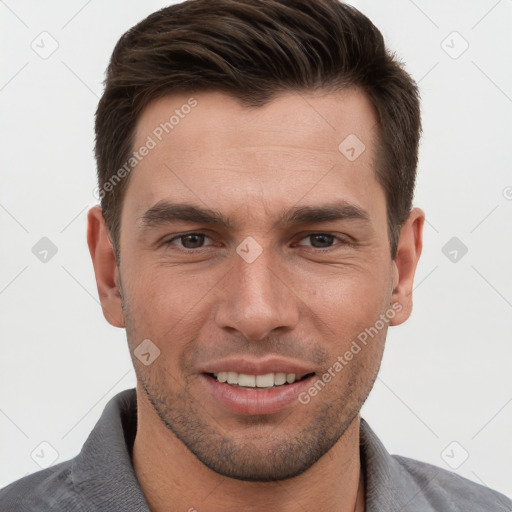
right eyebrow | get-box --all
[139,202,234,230]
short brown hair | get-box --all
[95,0,421,260]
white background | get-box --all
[1,0,511,500]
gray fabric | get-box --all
[1,388,510,511]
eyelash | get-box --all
[164,232,353,252]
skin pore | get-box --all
[87,89,424,512]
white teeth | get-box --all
[227,371,238,384]
[238,374,256,387]
[274,372,287,385]
[256,373,274,387]
[212,371,303,387]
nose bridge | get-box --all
[216,237,299,340]
[237,241,279,304]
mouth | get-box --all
[204,371,315,389]
[201,371,317,415]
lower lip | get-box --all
[201,373,315,415]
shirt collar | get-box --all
[70,388,433,512]
[71,389,150,511]
[359,417,437,511]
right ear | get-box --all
[87,206,125,328]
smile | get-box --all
[210,371,312,388]
[202,372,316,414]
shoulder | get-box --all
[0,460,85,512]
[359,418,511,511]
[393,454,512,511]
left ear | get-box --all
[389,207,425,326]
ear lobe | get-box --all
[389,208,425,326]
[87,206,125,328]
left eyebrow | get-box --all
[138,199,371,231]
[275,201,371,228]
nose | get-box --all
[214,243,300,341]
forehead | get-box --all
[133,88,377,157]
[124,89,383,227]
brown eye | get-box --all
[308,234,335,248]
[296,233,339,249]
[167,233,211,250]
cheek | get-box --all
[294,266,391,337]
[305,273,389,396]
[122,262,222,339]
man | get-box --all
[1,0,510,510]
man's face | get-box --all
[114,90,399,480]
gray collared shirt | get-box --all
[1,388,510,511]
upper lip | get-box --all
[198,356,317,380]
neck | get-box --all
[133,390,364,512]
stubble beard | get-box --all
[121,287,383,482]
